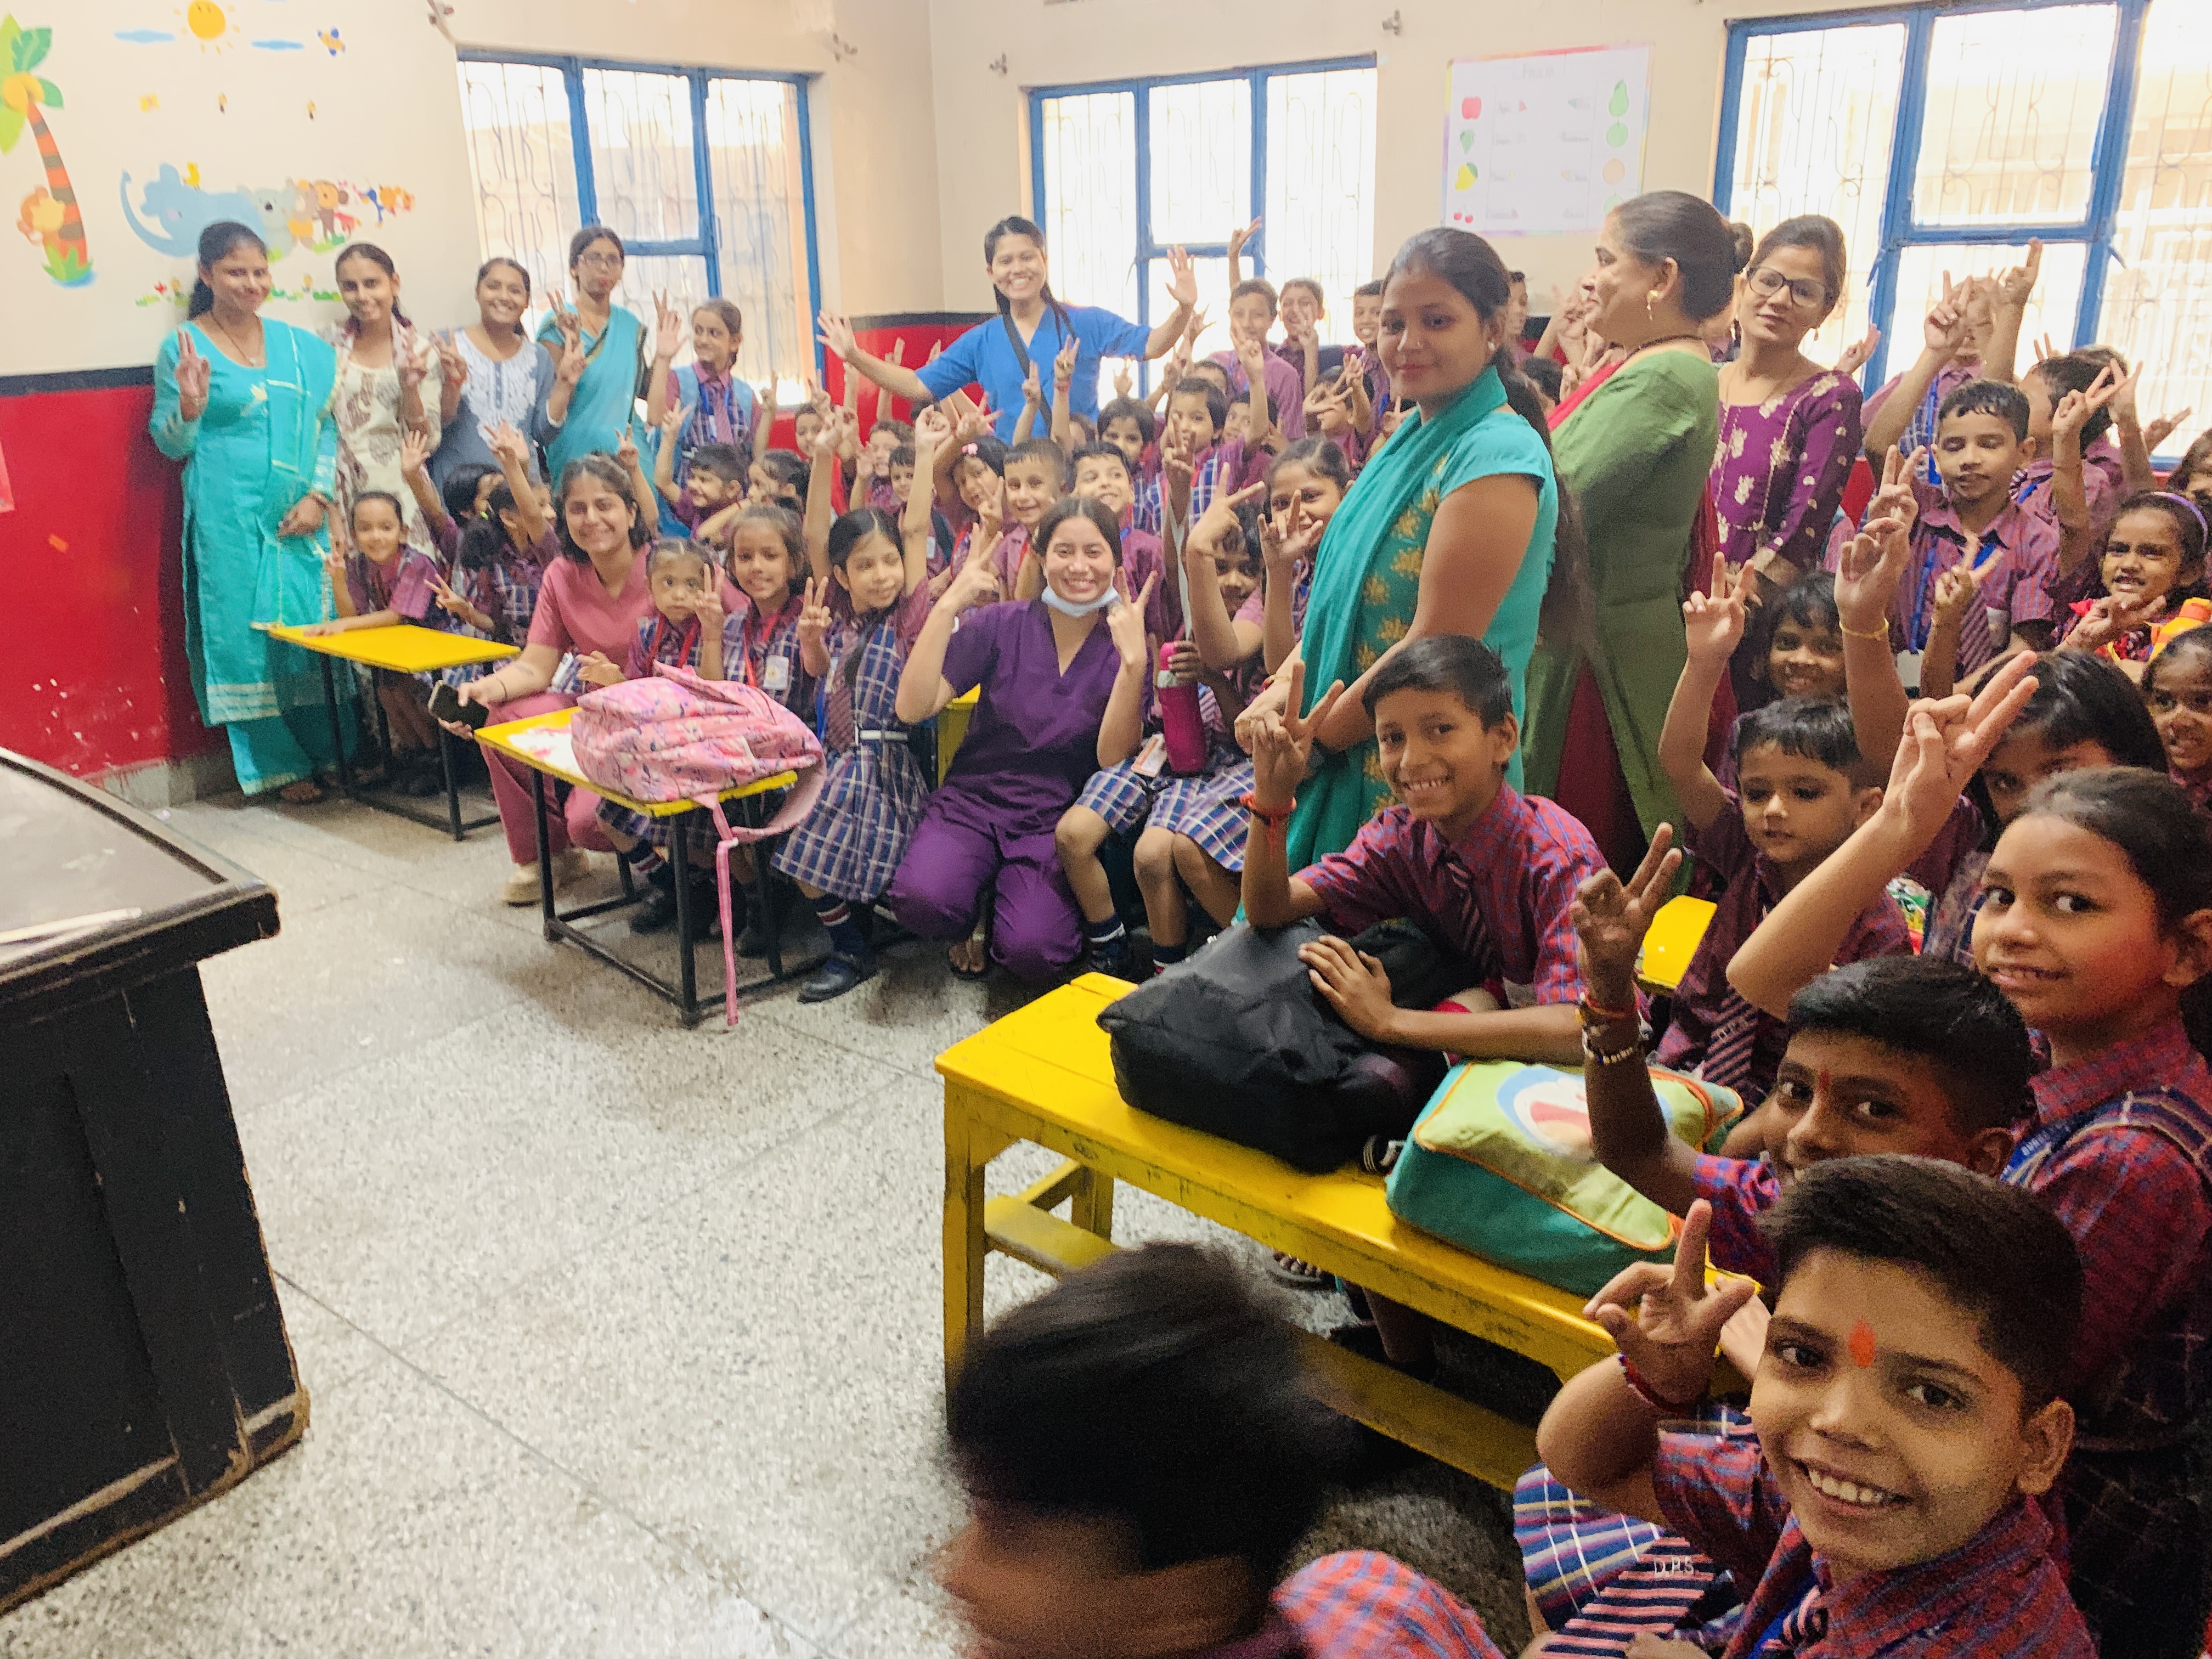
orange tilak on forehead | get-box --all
[1849,1318,1878,1369]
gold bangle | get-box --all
[1838,620,1890,641]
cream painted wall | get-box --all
[453,0,944,319]
[0,1,940,377]
[0,1,482,376]
[925,0,1912,320]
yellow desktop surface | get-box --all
[267,621,518,675]
[476,706,798,819]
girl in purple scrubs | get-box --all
[890,496,1156,980]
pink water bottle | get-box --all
[1158,642,1208,774]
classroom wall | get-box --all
[452,0,945,319]
[924,0,1911,319]
[0,0,943,791]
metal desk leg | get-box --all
[320,656,353,795]
[670,811,699,1025]
[747,795,782,978]
[532,770,557,940]
[438,727,463,841]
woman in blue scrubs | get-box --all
[819,216,1197,441]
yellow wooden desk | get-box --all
[937,974,1617,1489]
[1636,896,1717,996]
[477,707,818,1025]
[267,622,517,840]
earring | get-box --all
[1646,290,1660,321]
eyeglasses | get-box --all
[1747,266,1827,309]
[576,250,624,270]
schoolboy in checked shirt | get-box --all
[1243,634,1606,1067]
[1539,1161,2093,1659]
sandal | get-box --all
[1266,1251,1331,1290]
[948,938,990,981]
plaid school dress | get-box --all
[772,590,932,904]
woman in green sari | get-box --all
[535,225,644,478]
[1280,228,1578,870]
[151,221,348,802]
[1522,191,1736,872]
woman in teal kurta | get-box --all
[151,221,350,801]
[534,225,645,478]
[1522,191,1736,873]
[1284,228,1565,870]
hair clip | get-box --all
[960,442,980,458]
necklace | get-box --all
[210,311,266,367]
[1624,331,1703,363]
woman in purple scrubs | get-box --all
[890,496,1155,979]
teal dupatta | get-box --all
[1284,370,1507,871]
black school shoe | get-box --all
[631,863,739,938]
[798,950,877,1004]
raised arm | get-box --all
[1574,835,1702,1215]
[397,427,447,541]
[1836,451,1922,772]
[654,405,682,501]
[1096,571,1160,766]
[1536,1204,1757,1525]
[1142,249,1199,360]
[1865,278,1971,461]
[1727,659,2038,1015]
[818,310,932,405]
[486,422,551,546]
[804,417,843,585]
[1657,554,1747,835]
[1260,494,1324,675]
[1050,337,1076,453]
[901,406,947,596]
[614,428,658,526]
[435,330,467,428]
[151,329,209,460]
[1240,661,1341,929]
[896,534,1002,723]
[1983,247,2040,386]
[1184,481,1266,670]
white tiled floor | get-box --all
[1,792,1527,1659]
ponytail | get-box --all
[188,220,268,320]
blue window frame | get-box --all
[1716,0,2212,445]
[1028,58,1378,385]
[455,52,822,384]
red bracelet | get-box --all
[1619,1353,1703,1415]
[1241,791,1295,829]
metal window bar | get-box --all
[1717,0,2184,423]
[454,52,823,379]
[1030,56,1378,397]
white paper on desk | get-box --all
[507,727,577,773]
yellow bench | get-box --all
[936,687,979,784]
[937,974,1619,1489]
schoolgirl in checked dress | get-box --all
[772,506,936,1002]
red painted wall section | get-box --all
[0,383,211,778]
[0,318,988,780]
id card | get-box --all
[1133,734,1168,779]
[764,653,792,693]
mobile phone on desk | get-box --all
[428,681,489,731]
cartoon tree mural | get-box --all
[1,16,91,285]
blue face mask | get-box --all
[1040,584,1119,618]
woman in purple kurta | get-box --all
[1709,216,1865,708]
[890,496,1151,980]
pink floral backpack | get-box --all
[572,663,826,1023]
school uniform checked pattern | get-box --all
[1272,1550,1508,1659]
[1653,1431,2093,1657]
[1299,785,1605,1006]
[774,606,931,904]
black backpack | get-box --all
[1097,918,1475,1173]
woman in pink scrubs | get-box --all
[451,453,654,904]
